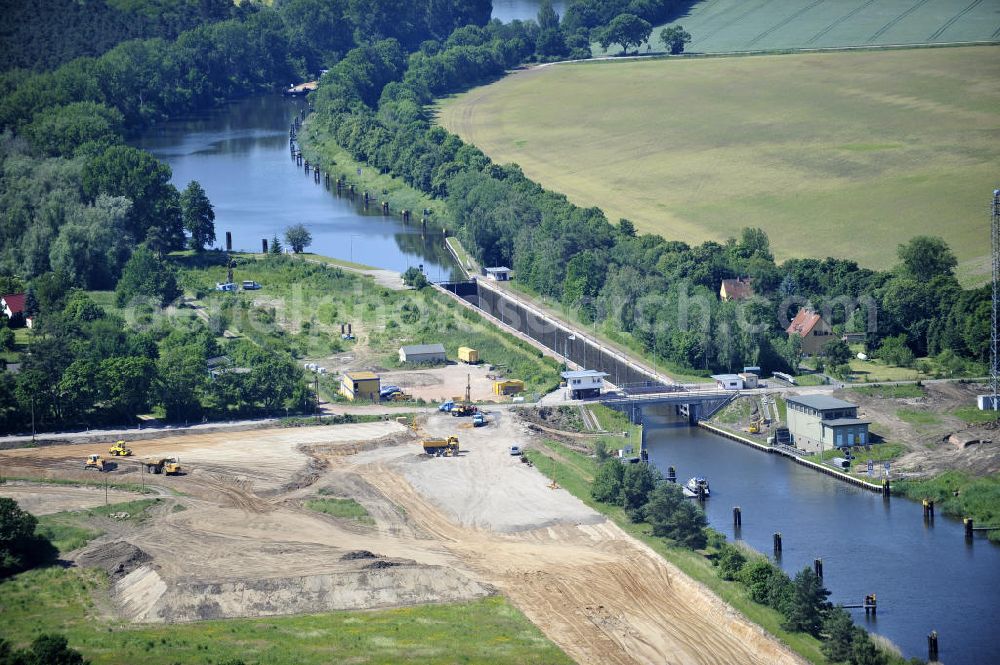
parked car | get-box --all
[472,413,486,427]
[438,401,455,412]
[242,280,261,290]
[509,445,522,456]
[215,282,236,292]
[380,385,401,399]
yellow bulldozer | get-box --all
[143,456,182,475]
[108,440,132,457]
[84,454,109,472]
[422,436,460,457]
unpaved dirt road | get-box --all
[0,482,147,515]
[2,414,803,664]
[350,412,803,665]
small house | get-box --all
[712,374,743,391]
[484,267,511,282]
[786,308,833,356]
[1,293,29,328]
[785,394,870,454]
[340,371,380,401]
[720,277,753,302]
[562,370,607,399]
[399,343,446,364]
[737,372,759,389]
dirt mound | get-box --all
[77,541,151,580]
[117,566,493,623]
[364,560,399,569]
[341,550,378,560]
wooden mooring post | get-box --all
[814,558,823,580]
[772,532,782,555]
[732,506,741,527]
[965,517,974,539]
[262,238,268,254]
[666,466,676,483]
[922,499,935,520]
[928,631,939,662]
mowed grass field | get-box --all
[436,46,1000,282]
[639,0,1000,54]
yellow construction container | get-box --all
[458,347,480,364]
[340,371,380,401]
[493,379,525,396]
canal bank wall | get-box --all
[699,422,885,493]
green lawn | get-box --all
[896,408,942,426]
[524,441,826,665]
[0,567,572,665]
[437,46,1000,284]
[305,497,375,525]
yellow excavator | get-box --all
[749,412,764,434]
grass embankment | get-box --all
[35,499,162,554]
[305,497,375,525]
[894,472,1000,543]
[525,440,826,664]
[299,120,451,232]
[850,384,925,399]
[0,567,572,665]
[437,47,1000,284]
[175,253,560,398]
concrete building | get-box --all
[484,267,511,282]
[711,374,743,390]
[719,277,753,302]
[786,394,870,454]
[562,370,607,399]
[398,343,447,364]
[340,371,381,401]
[738,372,759,389]
[786,308,833,356]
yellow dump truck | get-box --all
[143,456,182,475]
[108,440,132,456]
[458,347,480,364]
[422,436,459,456]
[492,379,524,396]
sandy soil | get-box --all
[379,363,499,403]
[0,483,147,515]
[1,414,804,664]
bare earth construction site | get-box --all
[0,415,803,665]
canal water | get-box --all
[644,412,1000,664]
[492,0,566,23]
[135,96,462,280]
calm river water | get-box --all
[492,0,566,23]
[135,96,462,280]
[645,413,1000,664]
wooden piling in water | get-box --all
[882,478,890,498]
[923,499,935,520]
[928,631,939,662]
[965,517,974,539]
[773,532,782,555]
[225,231,232,251]
[814,558,823,580]
[262,238,268,254]
[733,506,741,527]
[667,466,676,483]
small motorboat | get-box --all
[683,477,710,498]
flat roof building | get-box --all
[562,370,607,400]
[785,394,870,454]
[484,267,511,281]
[340,371,380,401]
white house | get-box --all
[399,343,447,364]
[484,267,511,282]
[562,370,607,399]
[711,374,743,390]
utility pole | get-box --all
[992,188,999,411]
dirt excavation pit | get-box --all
[4,415,805,664]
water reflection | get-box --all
[643,412,1000,664]
[135,96,462,279]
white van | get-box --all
[509,445,522,456]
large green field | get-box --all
[641,0,1000,54]
[436,46,1000,282]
